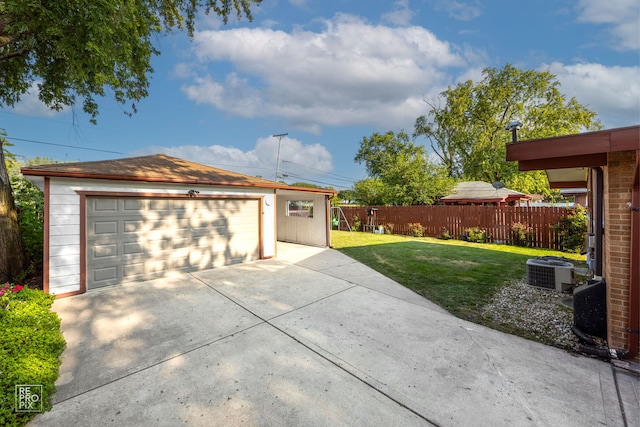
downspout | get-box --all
[326,195,332,248]
[628,153,639,359]
[593,167,604,277]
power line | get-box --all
[280,171,351,190]
[281,159,358,182]
[4,136,124,154]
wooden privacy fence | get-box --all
[337,205,569,250]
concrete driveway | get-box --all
[30,243,637,426]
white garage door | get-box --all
[86,197,260,289]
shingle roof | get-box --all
[21,154,336,194]
[441,181,529,203]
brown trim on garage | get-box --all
[258,195,264,260]
[272,189,278,259]
[76,190,268,199]
[76,191,265,294]
[326,195,332,247]
[54,290,85,299]
[79,192,87,294]
[43,178,50,294]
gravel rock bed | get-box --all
[480,280,581,352]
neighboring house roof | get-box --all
[21,154,337,195]
[441,181,530,204]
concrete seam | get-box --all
[287,257,446,312]
[612,365,629,427]
[192,272,440,426]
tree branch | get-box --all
[0,46,29,63]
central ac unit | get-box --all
[526,257,575,292]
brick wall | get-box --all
[603,150,637,357]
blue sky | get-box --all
[2,0,639,190]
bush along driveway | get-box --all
[0,284,66,427]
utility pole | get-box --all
[273,133,288,181]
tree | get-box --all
[354,131,454,205]
[0,0,260,121]
[337,189,356,203]
[0,135,27,281]
[353,178,391,206]
[414,64,601,191]
[0,0,260,282]
[8,156,55,269]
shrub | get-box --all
[511,222,533,247]
[552,205,588,253]
[384,223,395,235]
[437,227,452,240]
[408,223,424,237]
[465,227,488,243]
[352,215,362,232]
[10,174,44,267]
[0,284,66,426]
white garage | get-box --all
[22,154,336,297]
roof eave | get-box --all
[506,125,640,165]
[21,169,339,195]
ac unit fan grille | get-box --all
[527,264,556,289]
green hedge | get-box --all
[0,285,66,427]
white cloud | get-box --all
[132,135,333,179]
[431,0,482,21]
[544,62,640,127]
[180,13,468,133]
[9,82,67,118]
[576,0,640,50]
[382,0,415,26]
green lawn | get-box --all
[331,230,585,321]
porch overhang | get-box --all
[506,125,639,187]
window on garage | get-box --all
[286,200,314,218]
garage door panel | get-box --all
[93,266,119,283]
[123,241,144,255]
[123,198,146,210]
[92,221,119,236]
[172,236,191,249]
[92,199,118,212]
[123,219,144,233]
[91,243,118,259]
[149,199,169,211]
[147,238,171,253]
[123,263,144,281]
[86,197,260,289]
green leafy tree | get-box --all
[414,64,601,190]
[0,0,260,282]
[0,0,260,121]
[507,170,561,200]
[354,131,454,205]
[337,189,356,203]
[8,156,55,268]
[353,178,391,206]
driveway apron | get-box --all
[29,243,635,427]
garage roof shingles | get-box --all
[21,154,316,191]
